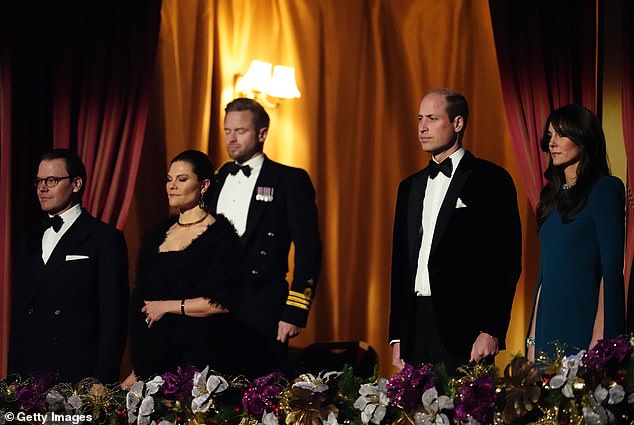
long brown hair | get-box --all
[536,104,610,227]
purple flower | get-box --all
[242,372,284,416]
[386,363,435,409]
[585,337,633,375]
[454,375,496,423]
[16,372,57,411]
[161,365,198,403]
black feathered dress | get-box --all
[129,215,242,378]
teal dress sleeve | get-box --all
[587,176,626,338]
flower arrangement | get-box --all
[1,336,632,425]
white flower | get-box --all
[127,382,145,423]
[146,376,165,396]
[126,376,164,424]
[548,350,585,398]
[191,366,229,413]
[259,411,279,425]
[582,393,615,425]
[67,394,83,411]
[412,387,454,425]
[322,412,339,425]
[353,378,389,424]
[293,371,341,393]
[414,411,451,425]
[137,397,155,425]
[606,385,625,405]
[594,383,625,405]
[421,387,453,413]
[45,389,66,411]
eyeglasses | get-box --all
[33,176,72,188]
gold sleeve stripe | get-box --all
[288,292,312,304]
[286,300,310,310]
[289,290,312,301]
[287,295,311,306]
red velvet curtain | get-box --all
[0,24,12,377]
[48,2,161,229]
[0,1,161,376]
[623,0,634,327]
[489,0,598,211]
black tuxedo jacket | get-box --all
[210,156,321,335]
[9,210,129,383]
[389,151,521,362]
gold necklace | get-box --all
[177,213,208,227]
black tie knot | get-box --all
[428,157,453,179]
[227,163,252,177]
[42,214,64,232]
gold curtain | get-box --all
[127,0,540,376]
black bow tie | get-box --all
[42,214,64,232]
[428,157,453,179]
[227,163,252,177]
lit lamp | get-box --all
[234,60,301,108]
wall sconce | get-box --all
[234,60,301,108]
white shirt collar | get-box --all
[52,203,82,226]
[432,147,465,167]
[237,153,264,173]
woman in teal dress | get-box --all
[527,104,625,361]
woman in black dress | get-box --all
[123,150,241,386]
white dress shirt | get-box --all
[414,148,465,296]
[42,203,82,264]
[216,153,264,236]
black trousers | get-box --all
[409,296,462,372]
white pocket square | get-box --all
[455,197,468,208]
[66,255,89,261]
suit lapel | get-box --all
[407,170,428,271]
[241,157,280,245]
[210,165,230,214]
[22,228,47,293]
[29,212,94,301]
[430,151,474,255]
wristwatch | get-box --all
[526,336,535,347]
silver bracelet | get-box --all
[526,336,535,347]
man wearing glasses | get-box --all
[8,149,129,384]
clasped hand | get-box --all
[142,300,170,328]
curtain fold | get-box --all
[0,23,13,378]
[489,0,598,211]
[50,1,161,229]
[623,0,634,325]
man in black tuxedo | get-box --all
[389,89,521,372]
[9,149,128,383]
[210,98,321,376]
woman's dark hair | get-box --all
[170,150,214,211]
[536,104,610,227]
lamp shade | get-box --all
[241,60,272,93]
[267,65,301,99]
